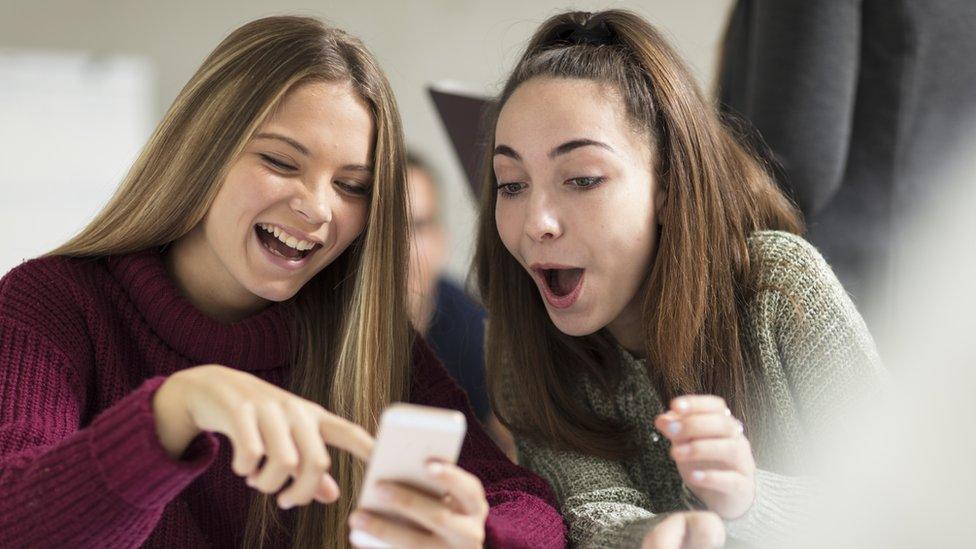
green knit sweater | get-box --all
[513,231,886,548]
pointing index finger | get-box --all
[319,414,375,461]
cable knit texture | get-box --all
[514,231,886,548]
[0,248,566,548]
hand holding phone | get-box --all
[349,403,488,548]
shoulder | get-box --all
[746,230,831,286]
[409,333,465,396]
[0,255,103,355]
[435,278,485,321]
[744,231,881,373]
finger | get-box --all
[685,469,750,496]
[424,462,488,517]
[684,511,726,548]
[657,413,743,444]
[229,402,264,476]
[669,395,729,416]
[641,513,687,549]
[671,438,755,475]
[349,510,441,549]
[319,413,374,461]
[248,402,299,494]
[367,482,458,539]
[314,472,340,504]
[276,402,332,509]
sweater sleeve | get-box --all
[410,337,567,549]
[722,232,887,545]
[0,317,219,547]
[516,435,676,548]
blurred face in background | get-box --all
[407,163,448,332]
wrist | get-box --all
[152,373,200,459]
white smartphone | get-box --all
[350,403,467,549]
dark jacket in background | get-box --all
[426,278,490,422]
[719,0,976,330]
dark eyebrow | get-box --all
[549,139,614,159]
[493,144,521,161]
[254,132,310,156]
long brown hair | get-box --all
[50,16,411,548]
[475,10,803,459]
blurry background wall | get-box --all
[0,0,733,277]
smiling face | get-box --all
[169,80,375,320]
[493,77,663,344]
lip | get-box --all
[530,263,585,310]
[253,225,323,272]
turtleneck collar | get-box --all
[106,248,292,371]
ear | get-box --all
[653,176,668,221]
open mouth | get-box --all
[533,266,585,309]
[255,223,321,262]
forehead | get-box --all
[495,77,640,155]
[259,80,374,157]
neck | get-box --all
[606,280,650,359]
[165,226,269,323]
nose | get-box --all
[525,190,562,243]
[290,177,334,225]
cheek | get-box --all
[214,168,287,230]
[333,201,370,250]
[494,202,522,256]
[593,183,657,274]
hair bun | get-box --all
[550,15,618,47]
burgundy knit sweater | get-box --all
[0,249,566,548]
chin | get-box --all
[547,309,605,338]
[249,280,304,303]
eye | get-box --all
[496,182,526,198]
[335,180,372,197]
[259,154,298,172]
[567,176,605,189]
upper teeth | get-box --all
[258,223,317,251]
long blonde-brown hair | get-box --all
[476,10,803,459]
[51,16,411,548]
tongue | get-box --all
[551,268,583,296]
[257,228,305,260]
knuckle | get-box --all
[431,508,452,529]
[309,454,331,471]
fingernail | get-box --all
[428,461,445,476]
[724,408,732,417]
[675,399,689,412]
[675,444,691,457]
[668,421,681,434]
[691,470,705,482]
[278,497,292,510]
[737,421,745,434]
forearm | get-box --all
[0,375,217,546]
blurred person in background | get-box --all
[406,152,516,458]
[718,0,976,338]
[792,120,976,549]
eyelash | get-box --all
[337,181,372,197]
[260,154,297,172]
[495,176,606,198]
[260,154,371,197]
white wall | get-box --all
[0,0,733,279]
